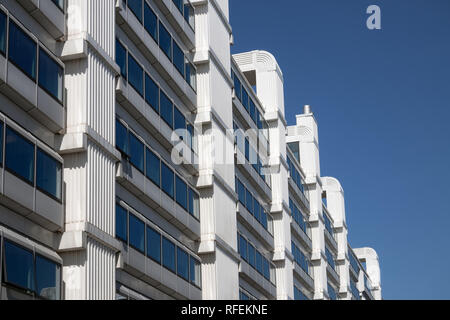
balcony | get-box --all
[293,262,314,290]
[237,202,274,250]
[239,259,277,299]
[291,222,312,251]
[326,263,340,286]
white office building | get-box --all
[0,0,381,300]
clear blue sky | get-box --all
[230,0,450,300]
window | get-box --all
[240,291,250,301]
[326,248,335,270]
[38,48,63,103]
[116,204,128,242]
[5,127,35,184]
[253,199,260,222]
[177,247,189,281]
[255,251,263,274]
[116,40,127,78]
[146,226,161,263]
[144,3,158,41]
[0,11,6,55]
[239,235,248,262]
[248,244,256,268]
[294,287,309,301]
[190,257,201,288]
[129,132,144,172]
[233,73,242,101]
[172,0,184,13]
[183,3,195,29]
[128,54,144,96]
[172,41,185,76]
[0,122,3,166]
[162,237,176,272]
[242,89,249,111]
[187,124,194,152]
[250,100,257,124]
[145,74,159,113]
[159,22,172,60]
[263,258,270,281]
[36,255,61,300]
[188,187,200,219]
[116,120,129,155]
[328,283,337,300]
[245,189,253,214]
[9,21,37,80]
[161,162,174,198]
[160,90,173,128]
[3,240,35,292]
[127,0,143,22]
[174,107,186,132]
[185,61,196,90]
[146,148,160,187]
[36,148,62,200]
[237,179,245,205]
[51,0,64,11]
[129,214,145,253]
[175,176,188,210]
[245,138,250,161]
[260,210,268,230]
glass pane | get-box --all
[116,120,129,155]
[172,41,185,76]
[188,187,199,219]
[0,122,3,166]
[189,256,201,287]
[146,148,160,187]
[242,89,249,111]
[161,162,174,198]
[38,48,63,102]
[245,189,253,214]
[253,199,260,222]
[145,74,159,113]
[263,258,270,281]
[162,237,175,272]
[250,100,257,124]
[174,107,186,131]
[9,22,37,80]
[177,247,189,281]
[5,127,35,184]
[36,148,62,200]
[116,204,128,242]
[51,0,64,10]
[248,244,255,268]
[233,74,242,101]
[129,214,145,253]
[116,40,127,78]
[237,179,245,205]
[175,175,187,210]
[255,251,262,274]
[158,22,172,60]
[172,0,183,13]
[0,11,6,55]
[128,54,144,96]
[185,61,196,90]
[127,0,143,22]
[239,235,247,262]
[160,90,173,128]
[146,226,161,263]
[36,255,60,300]
[129,132,144,172]
[4,240,35,292]
[144,3,158,41]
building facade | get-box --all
[0,0,381,300]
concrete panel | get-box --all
[3,171,34,213]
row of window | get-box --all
[231,70,269,141]
[116,119,200,220]
[323,211,334,237]
[1,238,61,300]
[294,286,309,301]
[291,242,310,276]
[325,247,336,271]
[327,283,337,300]
[235,177,272,235]
[116,40,196,154]
[0,12,64,103]
[289,198,309,237]
[350,279,360,300]
[0,122,62,201]
[237,233,275,285]
[286,155,308,197]
[116,202,201,288]
[234,122,271,188]
[349,251,361,275]
[123,0,196,90]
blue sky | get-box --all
[229,0,450,300]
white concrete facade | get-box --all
[0,0,381,300]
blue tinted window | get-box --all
[242,89,249,111]
[250,100,257,124]
[161,162,174,198]
[36,149,62,200]
[116,120,129,155]
[245,138,250,161]
[160,91,173,128]
[239,235,248,261]
[116,40,127,78]
[4,240,35,292]
[233,73,242,101]
[190,256,201,287]
[51,0,64,10]
[187,124,194,151]
[145,74,159,113]
[0,122,3,166]
[188,187,199,219]
[174,107,186,131]
[146,226,161,263]
[326,248,335,270]
[260,210,268,230]
[263,258,270,281]
[248,244,255,268]
[162,237,176,272]
[5,127,35,184]
[39,48,63,102]
[172,41,185,76]
[159,22,172,60]
[146,148,160,187]
[185,61,196,90]
[177,247,189,281]
[328,283,337,300]
[9,22,37,80]
[245,189,253,214]
[172,0,183,13]
[253,199,260,221]
[36,255,60,300]
[128,54,143,96]
[255,251,263,274]
[144,3,158,41]
[0,11,6,55]
[116,204,128,242]
[176,175,187,210]
[127,0,142,22]
[237,179,245,205]
[129,132,144,172]
[129,214,145,253]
